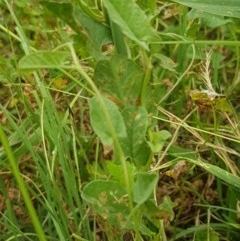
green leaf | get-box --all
[193,160,240,190]
[137,0,157,12]
[105,161,136,188]
[102,0,159,50]
[120,106,151,166]
[89,96,127,146]
[168,146,196,159]
[195,228,219,241]
[18,51,70,71]
[158,196,175,222]
[82,180,129,228]
[153,54,178,71]
[107,19,128,56]
[142,199,174,220]
[94,55,143,106]
[73,6,112,49]
[185,23,201,39]
[40,1,81,34]
[187,9,231,28]
[171,0,240,18]
[41,1,112,50]
[148,130,172,153]
[132,172,158,205]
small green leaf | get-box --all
[142,199,174,222]
[18,51,70,71]
[148,130,172,153]
[132,172,158,205]
[158,196,175,222]
[89,96,127,146]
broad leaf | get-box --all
[132,172,158,205]
[73,7,112,49]
[102,0,159,50]
[171,0,240,18]
[120,106,151,166]
[18,51,70,71]
[105,161,136,188]
[94,55,143,106]
[82,180,129,228]
[89,96,127,146]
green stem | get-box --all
[67,43,133,208]
[152,39,240,46]
[140,52,152,106]
[0,125,47,241]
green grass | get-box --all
[1,0,240,240]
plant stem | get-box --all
[0,125,47,241]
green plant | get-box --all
[1,0,240,240]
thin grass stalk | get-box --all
[0,125,47,241]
